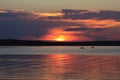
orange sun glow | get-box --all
[54,35,65,41]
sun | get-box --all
[54,35,65,41]
[55,37,64,41]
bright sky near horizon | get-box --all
[0,0,120,12]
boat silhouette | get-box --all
[80,46,85,49]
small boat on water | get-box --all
[91,46,95,48]
[80,46,85,49]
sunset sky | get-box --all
[0,0,120,41]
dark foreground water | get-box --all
[0,46,120,80]
[0,54,120,80]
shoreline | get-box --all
[0,39,120,46]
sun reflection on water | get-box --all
[40,54,72,80]
[0,54,120,80]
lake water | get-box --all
[0,46,120,80]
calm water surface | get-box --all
[0,46,120,80]
[0,46,120,55]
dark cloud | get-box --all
[0,10,35,20]
[0,19,76,39]
[80,26,120,41]
[0,10,77,39]
[0,20,47,39]
[65,27,104,31]
[62,9,89,14]
[62,9,120,20]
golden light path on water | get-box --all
[40,54,72,80]
[35,54,120,80]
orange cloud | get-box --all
[39,18,120,41]
[45,19,120,28]
[78,19,120,28]
[33,12,64,18]
[0,10,7,13]
[39,28,66,41]
[39,27,93,41]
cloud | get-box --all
[88,26,120,41]
[0,9,120,41]
[0,9,33,20]
[34,12,63,17]
[65,27,104,31]
[61,9,120,21]
[0,10,61,39]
